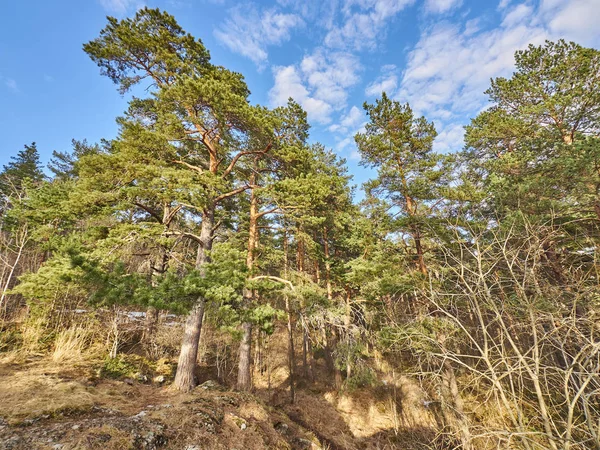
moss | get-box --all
[154,358,175,379]
[99,354,152,380]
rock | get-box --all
[293,438,314,449]
[153,375,166,384]
[3,436,22,450]
[71,424,80,430]
[134,372,149,383]
[229,414,248,430]
[214,395,238,407]
[132,426,168,449]
[274,422,289,435]
[199,380,223,391]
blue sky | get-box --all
[1,0,600,189]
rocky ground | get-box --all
[0,355,437,449]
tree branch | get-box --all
[249,275,295,291]
[133,202,163,222]
[222,142,272,179]
[213,184,253,204]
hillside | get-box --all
[0,337,439,450]
[2,6,600,450]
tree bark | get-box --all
[144,247,168,344]
[237,322,253,391]
[345,287,352,380]
[173,208,214,391]
[173,301,205,391]
[237,180,258,391]
[323,226,333,302]
[283,227,295,403]
[414,229,427,275]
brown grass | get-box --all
[52,324,93,363]
[0,360,96,425]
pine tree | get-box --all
[0,143,45,200]
[355,93,451,275]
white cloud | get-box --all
[324,0,416,50]
[276,0,339,30]
[329,105,365,132]
[501,3,534,27]
[1,75,18,92]
[424,0,463,14]
[215,5,304,67]
[333,121,367,153]
[269,49,361,124]
[341,106,364,128]
[397,0,600,154]
[98,0,143,14]
[270,65,334,124]
[433,123,464,153]
[398,5,544,117]
[539,0,600,46]
[326,104,368,156]
[365,64,398,97]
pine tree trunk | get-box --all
[323,226,333,302]
[283,228,295,403]
[302,323,308,377]
[173,208,214,391]
[173,301,205,391]
[333,329,343,389]
[345,287,352,380]
[237,322,253,391]
[414,229,427,275]
[237,181,258,391]
[144,248,168,344]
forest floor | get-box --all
[0,352,439,450]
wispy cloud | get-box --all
[324,0,416,50]
[539,0,600,46]
[424,0,463,14]
[365,64,398,97]
[329,105,364,133]
[1,75,18,93]
[215,4,304,67]
[328,105,367,154]
[433,122,465,153]
[98,0,144,15]
[397,0,600,153]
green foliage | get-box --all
[0,142,45,203]
[48,139,103,180]
[335,341,378,391]
[83,8,212,93]
[99,354,156,380]
[464,40,600,223]
[5,18,600,445]
[12,255,86,319]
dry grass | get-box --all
[52,324,93,363]
[0,361,96,425]
[20,316,46,353]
